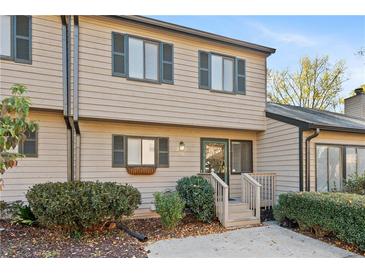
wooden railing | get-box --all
[241,173,261,219]
[248,173,276,209]
[198,172,228,226]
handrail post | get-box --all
[256,185,261,220]
[223,187,228,226]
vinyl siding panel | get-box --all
[1,111,68,202]
[344,94,365,119]
[257,118,300,199]
[303,130,365,191]
[77,16,267,130]
[0,16,63,110]
[79,119,257,209]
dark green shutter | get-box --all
[199,51,210,89]
[158,138,169,167]
[112,135,125,167]
[112,32,126,76]
[14,16,31,63]
[235,58,246,94]
[161,43,173,84]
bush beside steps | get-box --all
[274,192,365,251]
[26,181,141,232]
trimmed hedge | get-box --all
[274,192,365,250]
[176,176,215,223]
[154,191,185,230]
[26,181,141,231]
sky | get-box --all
[150,16,365,99]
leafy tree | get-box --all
[268,56,347,111]
[0,84,37,189]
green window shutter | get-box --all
[14,16,31,63]
[157,138,169,167]
[112,135,125,167]
[199,51,210,89]
[19,130,38,157]
[161,43,173,84]
[112,32,127,76]
[235,58,246,94]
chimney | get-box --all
[344,88,365,119]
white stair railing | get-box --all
[249,173,276,209]
[198,172,228,226]
[241,173,261,220]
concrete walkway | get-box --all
[147,223,361,258]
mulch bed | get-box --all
[286,226,365,257]
[0,215,230,258]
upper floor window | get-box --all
[199,51,246,94]
[0,15,32,63]
[112,33,173,84]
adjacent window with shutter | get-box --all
[230,140,252,174]
[199,51,246,94]
[112,33,173,84]
[112,135,169,168]
[19,130,38,157]
[0,16,31,63]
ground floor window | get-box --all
[316,144,365,192]
[230,140,253,174]
[19,130,38,157]
[112,135,169,168]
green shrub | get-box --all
[154,191,185,230]
[176,176,215,223]
[343,173,365,195]
[26,181,141,231]
[274,192,365,250]
[11,203,36,226]
[0,200,24,219]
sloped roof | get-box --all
[266,103,365,133]
[107,16,276,55]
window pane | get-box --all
[113,33,124,53]
[145,42,158,80]
[128,37,143,79]
[142,139,155,165]
[15,16,30,37]
[346,147,357,177]
[16,38,29,60]
[223,58,233,92]
[211,55,223,90]
[316,146,328,192]
[358,148,365,175]
[231,142,242,173]
[0,16,11,56]
[113,54,125,74]
[163,43,173,62]
[328,147,342,191]
[128,138,141,165]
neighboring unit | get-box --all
[1,15,364,228]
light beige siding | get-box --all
[1,111,68,202]
[303,130,365,191]
[257,118,300,198]
[0,16,63,110]
[77,16,267,131]
[79,119,257,209]
[345,94,365,120]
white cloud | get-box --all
[248,21,317,47]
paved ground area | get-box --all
[147,223,361,258]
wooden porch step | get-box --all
[228,202,249,213]
[225,217,260,229]
[229,210,254,220]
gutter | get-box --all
[304,128,320,191]
[73,15,81,181]
[61,15,73,181]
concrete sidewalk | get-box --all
[147,223,361,258]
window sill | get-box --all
[207,89,246,96]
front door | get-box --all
[201,139,229,184]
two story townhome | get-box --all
[1,16,364,228]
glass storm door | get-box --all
[201,139,228,184]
